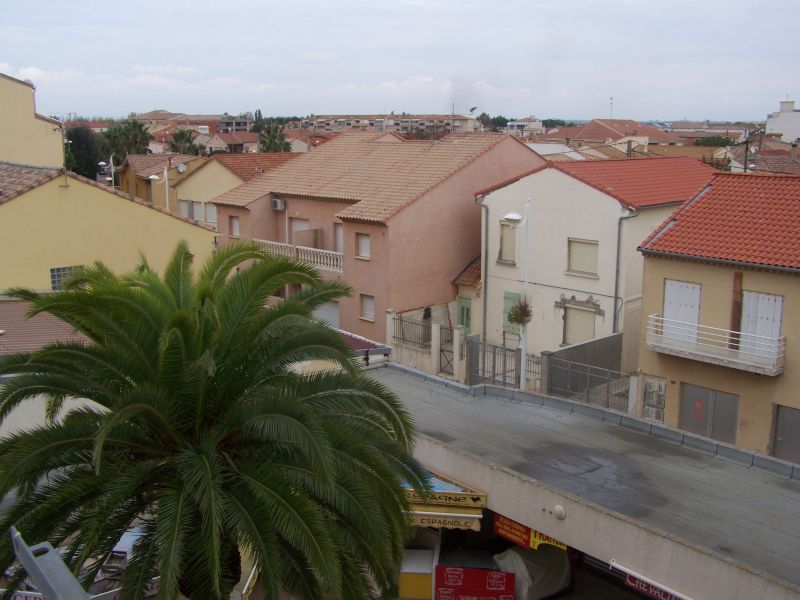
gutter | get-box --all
[639,249,800,275]
[613,208,639,332]
[475,194,490,341]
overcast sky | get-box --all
[2,0,798,122]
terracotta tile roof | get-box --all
[542,119,682,144]
[553,156,717,209]
[216,131,260,145]
[453,256,481,287]
[0,162,60,204]
[640,173,800,271]
[213,153,300,181]
[213,132,524,223]
[0,162,214,230]
[745,156,800,174]
[123,154,203,178]
[0,300,87,355]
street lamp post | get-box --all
[98,156,115,189]
[503,199,530,391]
[148,166,170,212]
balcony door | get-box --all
[741,292,783,358]
[663,280,701,344]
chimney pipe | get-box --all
[792,143,798,161]
[626,140,633,157]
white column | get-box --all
[385,310,395,353]
[453,325,464,383]
[431,323,441,374]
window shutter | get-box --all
[568,239,598,274]
[503,291,521,333]
[500,223,516,262]
[564,306,595,344]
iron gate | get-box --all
[440,326,454,374]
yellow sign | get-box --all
[530,529,567,551]
[411,514,482,531]
[406,490,487,508]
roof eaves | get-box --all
[475,163,551,197]
[639,248,800,275]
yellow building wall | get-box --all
[175,161,243,205]
[638,256,800,454]
[0,176,216,291]
[0,75,63,168]
[118,158,207,214]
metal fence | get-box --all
[547,357,630,412]
[526,354,542,391]
[393,316,431,349]
[470,341,519,387]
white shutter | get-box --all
[741,291,783,357]
[500,223,516,262]
[205,203,217,224]
[179,200,190,218]
[357,234,371,258]
[565,306,595,344]
[568,239,598,274]
[663,279,701,343]
[335,223,344,253]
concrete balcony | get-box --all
[256,240,343,272]
[646,314,785,376]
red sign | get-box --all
[435,565,515,600]
[493,513,531,548]
[623,574,682,600]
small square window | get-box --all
[356,233,371,258]
[567,238,599,275]
[50,266,82,291]
[360,294,375,320]
[205,203,218,224]
[179,200,190,219]
[230,216,241,237]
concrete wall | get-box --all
[175,160,243,206]
[550,333,622,372]
[415,435,799,600]
[766,101,800,143]
[0,75,63,168]
[637,256,800,454]
[0,176,216,290]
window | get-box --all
[229,215,241,237]
[179,200,190,219]
[458,297,472,336]
[498,222,516,263]
[356,233,371,258]
[360,294,375,320]
[50,266,82,291]
[191,201,203,221]
[334,223,344,253]
[563,305,595,345]
[503,291,521,334]
[205,203,217,224]
[567,238,598,275]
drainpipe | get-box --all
[614,208,639,333]
[475,194,490,341]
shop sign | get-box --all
[411,514,481,531]
[435,565,515,600]
[493,513,566,551]
[529,529,567,551]
[407,490,487,508]
[623,574,682,600]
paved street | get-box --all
[369,365,800,591]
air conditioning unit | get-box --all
[271,198,286,211]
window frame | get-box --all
[566,237,599,277]
[360,294,375,321]
[229,215,241,237]
[498,221,516,265]
[355,233,371,259]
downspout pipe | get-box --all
[614,208,639,333]
[475,194,490,341]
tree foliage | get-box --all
[259,121,292,152]
[169,128,201,155]
[0,241,427,600]
[250,109,266,133]
[694,136,735,147]
[476,112,492,130]
[100,119,154,165]
[66,126,103,179]
[489,115,510,131]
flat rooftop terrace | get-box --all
[370,366,800,593]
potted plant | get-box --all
[507,297,533,325]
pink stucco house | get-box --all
[212,131,545,342]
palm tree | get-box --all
[169,128,201,155]
[259,121,291,152]
[0,241,426,600]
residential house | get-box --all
[117,153,206,212]
[766,100,800,143]
[174,153,299,227]
[204,131,260,154]
[505,116,544,138]
[0,72,63,168]
[297,114,482,135]
[64,120,112,134]
[0,162,216,291]
[540,119,684,149]
[722,137,800,174]
[637,174,800,461]
[469,157,716,374]
[665,121,753,143]
[284,130,338,153]
[211,132,545,342]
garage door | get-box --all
[314,301,340,329]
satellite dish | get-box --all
[177,162,187,173]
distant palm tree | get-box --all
[169,128,201,155]
[0,241,426,600]
[101,119,154,164]
[259,121,291,152]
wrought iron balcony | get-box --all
[256,240,343,272]
[646,314,785,376]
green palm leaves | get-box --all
[0,241,427,599]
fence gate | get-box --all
[440,326,454,374]
[468,339,519,387]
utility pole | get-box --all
[610,96,614,119]
[743,139,750,173]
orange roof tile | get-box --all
[453,256,481,287]
[123,154,203,178]
[542,119,683,144]
[213,132,527,223]
[0,162,60,203]
[0,300,87,355]
[213,153,300,181]
[640,173,800,271]
[553,157,717,209]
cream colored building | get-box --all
[0,162,216,291]
[638,173,800,461]
[472,158,716,374]
[118,153,206,213]
[0,72,63,168]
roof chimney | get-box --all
[792,142,798,161]
[626,140,633,157]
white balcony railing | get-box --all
[256,240,343,272]
[646,314,785,376]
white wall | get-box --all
[766,101,800,143]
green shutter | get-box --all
[503,291,521,334]
[458,297,472,336]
